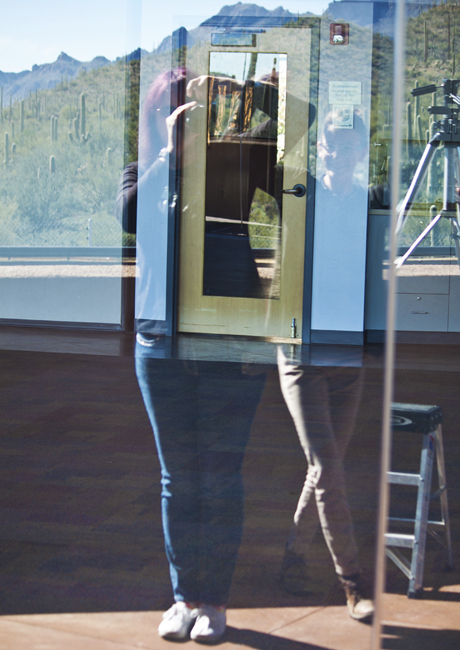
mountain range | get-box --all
[157,3,309,53]
[0,3,314,101]
[0,51,111,103]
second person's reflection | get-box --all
[278,349,374,621]
[279,110,373,622]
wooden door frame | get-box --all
[162,19,320,342]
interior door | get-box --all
[178,22,316,339]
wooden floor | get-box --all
[0,328,459,649]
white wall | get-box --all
[310,3,374,334]
[134,162,169,322]
[0,275,122,324]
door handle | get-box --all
[282,183,306,198]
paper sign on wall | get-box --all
[328,81,362,105]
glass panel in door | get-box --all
[178,23,316,339]
[203,52,286,300]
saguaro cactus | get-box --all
[430,204,437,246]
[20,99,24,132]
[49,155,56,173]
[424,21,428,62]
[453,18,457,76]
[52,115,58,140]
[80,93,86,138]
[4,132,9,165]
[406,101,412,159]
[73,116,80,140]
[448,13,451,59]
[413,81,420,133]
[417,114,423,148]
[427,120,437,199]
[78,94,89,143]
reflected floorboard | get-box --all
[0,331,459,648]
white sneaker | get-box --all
[158,602,197,640]
[190,605,226,643]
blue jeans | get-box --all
[135,351,265,605]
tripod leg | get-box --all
[396,213,442,268]
[443,145,460,271]
[396,140,460,268]
[451,218,460,271]
[443,143,459,212]
[396,140,440,235]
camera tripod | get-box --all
[396,79,460,269]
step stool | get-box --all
[386,403,454,598]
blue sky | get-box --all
[1,0,329,73]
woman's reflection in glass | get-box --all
[116,69,266,643]
[279,110,373,623]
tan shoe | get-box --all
[338,574,374,622]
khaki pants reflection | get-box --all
[278,348,361,577]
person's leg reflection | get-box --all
[136,357,202,604]
[197,363,265,604]
[278,347,373,621]
[136,352,265,640]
